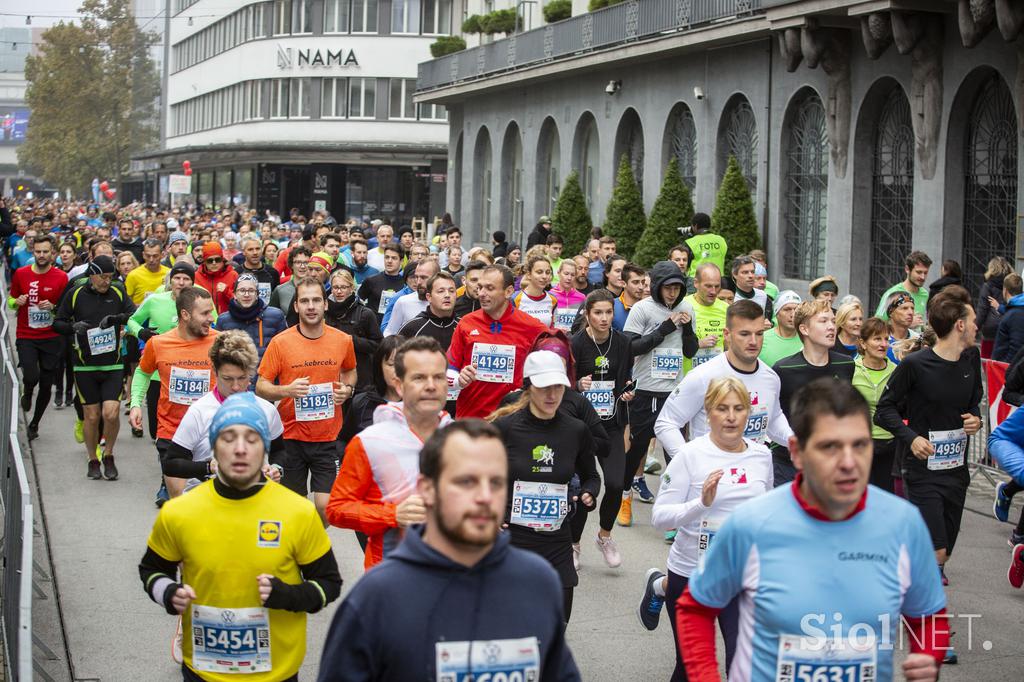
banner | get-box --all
[168,174,192,194]
[985,359,1016,428]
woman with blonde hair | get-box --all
[833,301,863,358]
[638,376,772,682]
[979,255,1013,358]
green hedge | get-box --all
[543,0,572,23]
[429,35,466,58]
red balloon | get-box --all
[103,189,115,199]
[182,160,191,171]
[184,168,193,176]
[99,181,109,192]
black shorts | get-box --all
[280,439,340,496]
[74,369,124,405]
[904,467,969,554]
[16,336,63,371]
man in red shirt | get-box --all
[9,234,68,440]
[447,264,546,418]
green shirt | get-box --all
[852,356,896,440]
[686,233,728,278]
[764,280,779,301]
[683,294,729,374]
[874,283,928,321]
[759,328,804,368]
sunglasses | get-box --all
[205,257,224,263]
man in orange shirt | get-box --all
[129,287,218,498]
[258,276,357,524]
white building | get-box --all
[134,0,452,224]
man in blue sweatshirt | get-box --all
[317,419,581,682]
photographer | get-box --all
[681,213,726,280]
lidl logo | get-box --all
[257,520,281,547]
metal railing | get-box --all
[417,0,764,92]
[0,276,33,682]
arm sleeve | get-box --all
[262,548,342,614]
[874,361,920,445]
[654,378,703,458]
[138,546,184,616]
[126,297,151,336]
[650,456,705,531]
[325,438,398,534]
[161,440,209,479]
[676,586,724,682]
[130,366,154,409]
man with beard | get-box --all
[383,259,439,337]
[348,238,379,287]
[317,419,580,682]
[453,260,485,318]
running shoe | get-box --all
[644,456,662,475]
[943,647,958,665]
[87,460,102,480]
[26,422,38,441]
[1009,544,1024,589]
[637,568,666,631]
[53,395,64,410]
[572,543,581,571]
[156,483,170,508]
[617,494,633,527]
[595,534,622,568]
[664,529,677,544]
[73,419,84,443]
[1009,531,1024,548]
[171,616,183,664]
[632,477,655,503]
[994,481,1012,523]
[102,455,118,481]
[64,391,73,407]
[19,391,31,413]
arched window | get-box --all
[452,133,463,224]
[501,123,524,244]
[473,128,493,235]
[537,119,561,219]
[575,114,600,212]
[666,103,697,191]
[614,109,644,195]
[719,96,757,193]
[782,92,829,280]
[869,86,914,307]
[963,73,1018,289]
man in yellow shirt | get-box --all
[138,392,342,681]
[125,239,170,305]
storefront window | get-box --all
[234,168,253,206]
[215,170,233,208]
[198,172,214,208]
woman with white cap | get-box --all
[488,349,601,623]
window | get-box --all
[720,97,758,193]
[417,103,448,121]
[389,79,416,119]
[253,3,266,37]
[246,81,263,120]
[270,79,289,118]
[294,0,314,33]
[422,0,451,34]
[392,0,421,34]
[324,0,350,33]
[782,92,829,280]
[351,0,378,32]
[274,0,293,34]
[349,78,376,118]
[322,78,348,118]
[289,78,311,118]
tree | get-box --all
[543,0,572,23]
[634,159,693,267]
[19,0,160,195]
[430,36,466,57]
[603,154,646,259]
[551,170,592,257]
[712,155,762,261]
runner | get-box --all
[377,262,418,333]
[53,255,135,479]
[10,233,68,440]
[758,290,802,367]
[316,419,580,681]
[875,251,932,325]
[613,263,647,332]
[124,239,169,305]
[512,255,557,327]
[489,350,600,622]
[772,299,855,485]
[382,259,438,336]
[675,379,947,682]
[551,259,585,333]
[130,287,219,497]
[453,260,484,318]
[325,269,382,391]
[214,273,287,366]
[447,264,547,418]
[326,336,452,569]
[256,276,357,524]
[833,300,863,357]
[683,213,726,278]
[571,289,637,568]
[193,242,238,314]
[357,243,404,323]
[730,255,773,320]
[681,263,729,375]
[267,245,311,314]
[398,272,459,413]
[875,286,982,605]
[988,405,1024,585]
[852,317,898,493]
[640,377,772,682]
[234,235,280,306]
[883,290,919,364]
[138,392,342,682]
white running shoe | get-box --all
[595,534,622,568]
[572,543,581,571]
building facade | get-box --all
[416,0,1023,307]
[136,0,455,224]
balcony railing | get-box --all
[417,0,765,92]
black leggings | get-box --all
[54,335,74,398]
[666,570,740,682]
[571,424,627,541]
[870,438,896,493]
[625,392,669,493]
[16,337,61,427]
[1006,480,1024,535]
[563,587,574,623]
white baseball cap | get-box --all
[524,350,570,388]
[775,290,802,311]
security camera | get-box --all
[694,86,704,100]
[605,80,622,95]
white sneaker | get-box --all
[572,543,581,571]
[171,615,183,664]
[595,534,622,568]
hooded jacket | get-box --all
[326,293,382,390]
[316,527,580,682]
[994,292,1024,362]
[326,402,453,570]
[214,297,287,363]
[193,264,237,314]
[622,261,698,393]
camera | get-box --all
[677,225,693,238]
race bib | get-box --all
[928,428,967,471]
[651,347,682,380]
[86,326,116,355]
[775,633,877,682]
[190,604,271,674]
[583,380,615,418]
[27,305,53,329]
[744,406,769,443]
[510,480,568,531]
[554,307,576,332]
[471,343,516,384]
[168,366,210,406]
[379,289,397,314]
[696,516,722,572]
[435,637,540,682]
[295,382,335,421]
[691,348,719,369]
[257,282,272,305]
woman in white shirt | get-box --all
[638,376,773,682]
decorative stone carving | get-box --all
[892,11,944,179]
[799,21,852,178]
[778,27,802,72]
[582,14,594,49]
[958,0,995,47]
[996,0,1024,41]
[861,12,893,59]
[544,25,553,59]
[626,1,639,38]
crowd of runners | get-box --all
[3,195,1021,681]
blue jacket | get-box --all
[316,527,580,682]
[994,293,1024,362]
[213,299,287,363]
[989,406,1024,486]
